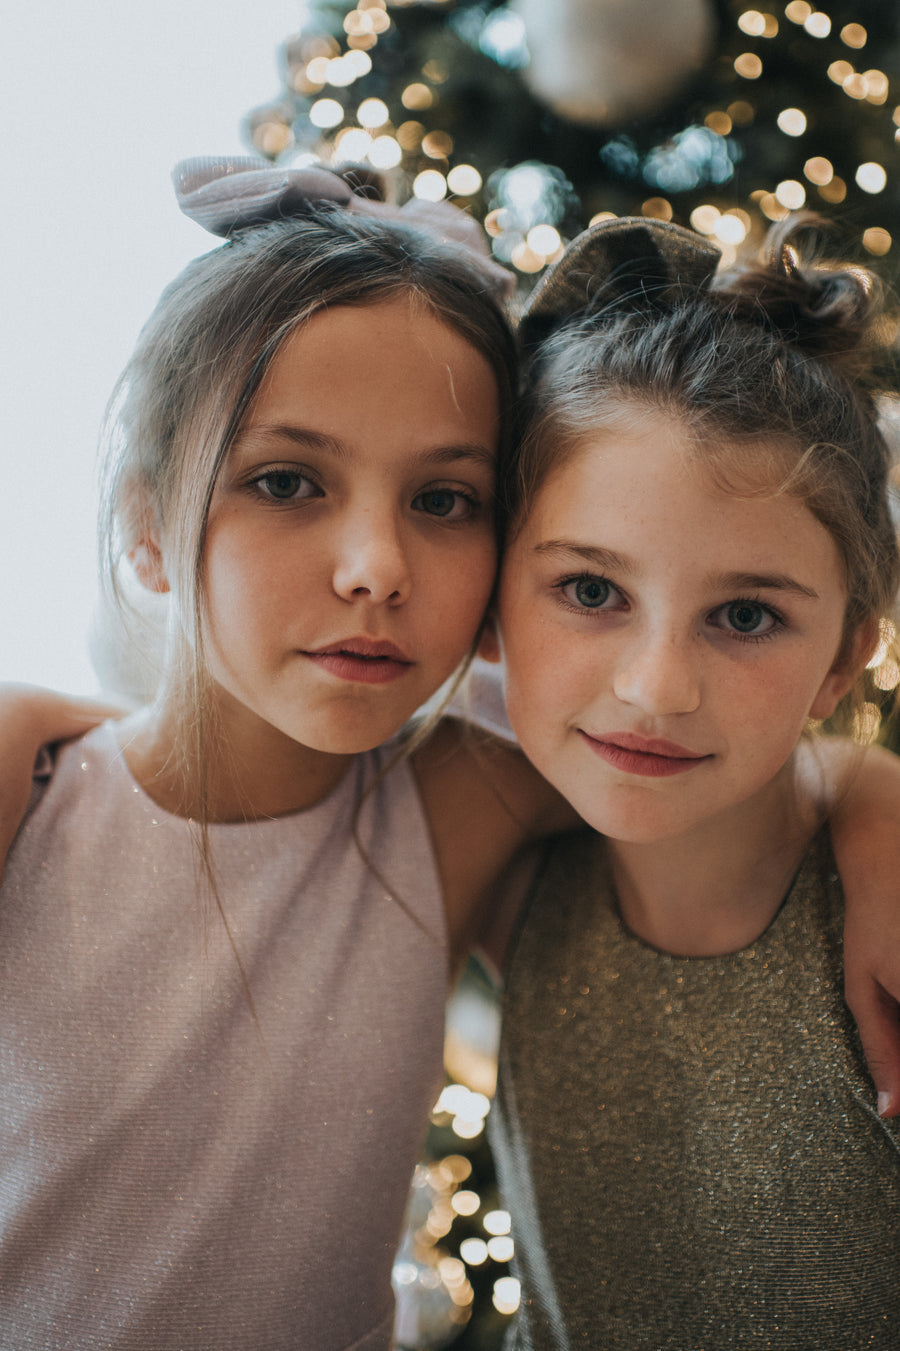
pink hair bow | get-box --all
[172,156,513,295]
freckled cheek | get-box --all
[432,544,497,634]
[504,651,576,749]
[717,671,816,771]
[207,522,319,604]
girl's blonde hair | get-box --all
[509,216,900,736]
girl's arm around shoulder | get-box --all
[411,717,578,975]
[817,740,900,1118]
[0,684,124,882]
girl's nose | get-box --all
[331,512,412,606]
[612,627,701,716]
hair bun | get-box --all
[714,215,888,386]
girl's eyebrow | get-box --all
[534,540,629,571]
[534,543,821,601]
[713,570,820,600]
[231,424,496,469]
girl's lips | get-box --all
[580,730,712,778]
[303,638,414,685]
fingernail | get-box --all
[877,1091,891,1118]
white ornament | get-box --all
[511,0,715,127]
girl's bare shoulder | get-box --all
[411,718,576,967]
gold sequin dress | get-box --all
[491,829,900,1349]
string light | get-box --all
[776,108,807,136]
[872,656,900,686]
[447,164,482,196]
[690,204,720,234]
[357,97,389,127]
[734,52,763,79]
[640,197,674,221]
[306,56,330,84]
[775,179,806,208]
[738,10,767,37]
[401,83,433,111]
[856,162,887,194]
[459,1238,489,1265]
[344,50,373,77]
[804,12,831,39]
[493,1277,521,1315]
[335,128,373,159]
[451,1190,481,1217]
[863,71,889,106]
[396,120,424,150]
[309,98,344,129]
[252,122,293,157]
[484,208,511,237]
[803,156,833,185]
[759,192,790,221]
[422,130,454,159]
[368,135,403,169]
[827,59,853,85]
[737,10,779,38]
[510,242,546,273]
[840,23,867,48]
[864,618,891,672]
[344,10,374,37]
[705,111,733,135]
[712,212,749,245]
[842,72,869,100]
[854,702,882,742]
[325,55,357,87]
[817,175,846,203]
[413,169,448,201]
[527,223,563,255]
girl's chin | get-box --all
[564,793,706,846]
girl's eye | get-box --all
[412,488,476,521]
[711,599,781,641]
[253,470,320,502]
[558,575,620,610]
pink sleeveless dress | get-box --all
[0,722,447,1350]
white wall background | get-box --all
[2,1,304,694]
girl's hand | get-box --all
[0,685,123,883]
[824,742,900,1118]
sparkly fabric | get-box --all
[492,829,900,1349]
[0,722,447,1351]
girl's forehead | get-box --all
[231,295,501,470]
[255,297,499,407]
[518,417,845,588]
[533,412,800,513]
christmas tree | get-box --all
[245,0,900,290]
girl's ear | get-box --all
[129,534,170,594]
[808,620,879,721]
[477,612,502,663]
[125,490,170,595]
